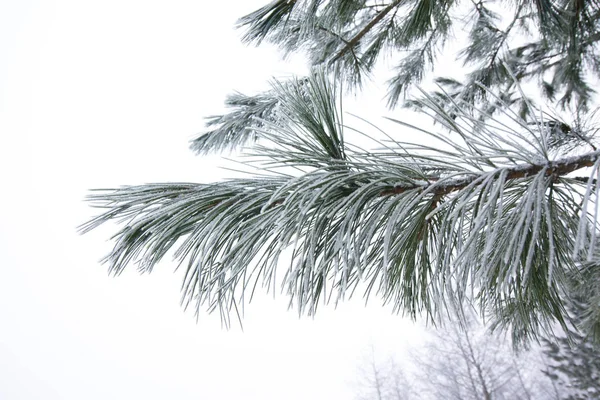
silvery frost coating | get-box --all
[83,0,600,345]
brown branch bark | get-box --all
[261,151,600,211]
[379,150,600,197]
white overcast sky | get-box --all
[0,1,426,399]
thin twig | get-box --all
[328,0,403,64]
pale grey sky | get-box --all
[0,1,424,399]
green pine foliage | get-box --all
[82,1,600,344]
[543,334,600,399]
[192,0,600,154]
[236,0,600,109]
[542,301,600,399]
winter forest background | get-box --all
[2,0,600,399]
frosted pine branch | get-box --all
[83,68,600,343]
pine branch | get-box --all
[381,150,600,197]
[84,31,600,341]
[247,149,600,215]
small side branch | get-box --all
[329,0,403,64]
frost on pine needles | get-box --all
[82,70,600,344]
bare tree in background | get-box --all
[356,346,413,400]
[357,314,560,400]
